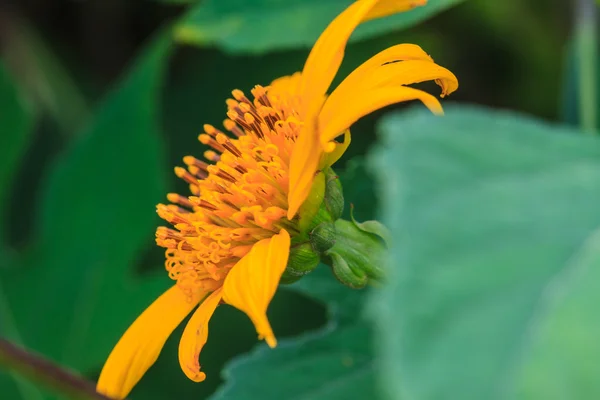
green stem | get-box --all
[576,0,598,133]
[0,338,110,400]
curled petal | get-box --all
[320,129,351,169]
[97,286,202,399]
[319,56,458,131]
[178,288,223,382]
[319,86,443,144]
[223,230,291,347]
[324,44,435,100]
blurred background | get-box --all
[0,0,582,399]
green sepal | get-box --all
[323,218,387,287]
[281,242,320,284]
[324,168,344,221]
[328,250,368,289]
[310,221,337,254]
[350,204,392,246]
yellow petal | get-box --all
[351,60,458,97]
[300,0,379,111]
[287,101,323,219]
[270,72,302,97]
[322,44,435,101]
[319,86,443,144]
[97,286,202,399]
[319,129,351,169]
[222,230,291,348]
[322,59,457,131]
[300,0,427,110]
[363,0,427,22]
[178,288,222,382]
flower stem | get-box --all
[0,338,111,400]
[575,0,598,133]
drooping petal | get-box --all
[299,0,379,112]
[97,286,202,399]
[178,288,223,382]
[222,230,291,348]
[322,44,435,101]
[319,86,443,144]
[363,0,427,22]
[287,101,323,219]
[321,60,458,133]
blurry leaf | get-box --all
[371,105,600,399]
[0,63,34,242]
[0,30,173,373]
[3,18,91,137]
[337,157,376,223]
[212,159,380,399]
[561,36,600,129]
[175,0,465,54]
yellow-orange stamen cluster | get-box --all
[155,86,301,295]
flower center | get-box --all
[155,85,302,295]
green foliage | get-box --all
[0,29,173,382]
[371,105,600,399]
[175,0,465,53]
[0,64,34,242]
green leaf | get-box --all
[211,159,380,399]
[175,0,465,54]
[0,63,34,241]
[0,30,173,373]
[3,19,91,137]
[371,105,600,400]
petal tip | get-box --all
[265,335,277,348]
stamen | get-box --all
[156,82,302,293]
[175,167,199,186]
[223,119,244,137]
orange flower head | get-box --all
[96,1,458,399]
[155,84,304,299]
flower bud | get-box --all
[325,218,388,288]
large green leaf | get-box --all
[211,160,380,399]
[175,0,465,53]
[0,30,173,374]
[371,105,600,399]
[0,63,34,242]
[3,19,90,137]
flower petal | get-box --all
[287,101,323,219]
[97,286,202,399]
[300,0,427,110]
[363,0,427,22]
[222,230,291,347]
[319,129,351,169]
[300,0,379,111]
[178,288,222,382]
[319,86,443,144]
[322,43,435,101]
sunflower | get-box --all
[97,0,457,398]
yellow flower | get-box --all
[96,0,457,398]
